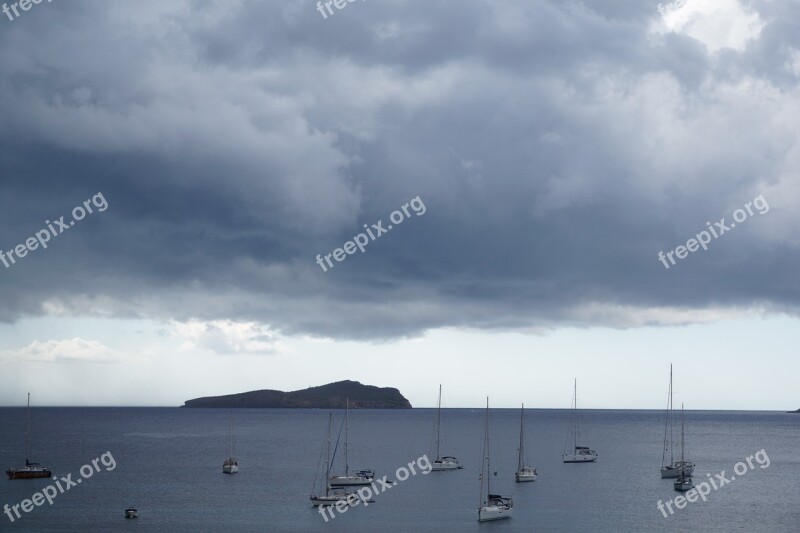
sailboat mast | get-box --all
[486,397,491,498]
[680,403,685,466]
[669,365,674,465]
[229,409,233,458]
[518,404,524,471]
[662,366,672,467]
[25,392,30,464]
[344,398,349,476]
[324,413,332,497]
[436,385,442,459]
[573,379,578,450]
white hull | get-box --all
[661,463,694,478]
[329,476,373,486]
[310,495,349,507]
[515,471,537,482]
[432,459,462,471]
[223,458,238,474]
[310,492,373,507]
[563,453,597,463]
[478,506,513,522]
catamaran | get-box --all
[515,403,537,482]
[562,379,598,463]
[661,365,694,479]
[329,399,374,486]
[431,385,463,471]
[6,393,52,480]
[478,398,513,522]
[673,404,693,492]
[222,409,239,474]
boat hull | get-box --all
[222,458,238,474]
[661,463,694,478]
[674,478,693,491]
[432,459,462,471]
[6,468,52,480]
[310,495,349,507]
[478,506,513,521]
[310,493,373,507]
[329,476,372,486]
[515,472,537,482]
[563,454,597,463]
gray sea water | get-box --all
[0,408,798,532]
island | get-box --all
[787,409,800,413]
[182,380,412,409]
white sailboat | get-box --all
[661,365,694,479]
[431,385,463,471]
[222,409,238,474]
[478,397,513,522]
[311,414,371,507]
[329,399,374,486]
[515,404,537,482]
[673,404,693,492]
[562,379,598,463]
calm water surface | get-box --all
[0,408,798,532]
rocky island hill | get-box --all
[182,380,412,409]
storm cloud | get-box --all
[1,0,798,341]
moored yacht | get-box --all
[6,393,51,480]
[329,399,374,486]
[431,385,464,471]
[562,380,597,463]
[661,365,695,478]
[478,398,513,522]
[222,410,239,474]
[311,414,373,507]
[673,404,693,492]
[515,404,537,482]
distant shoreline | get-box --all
[0,406,795,412]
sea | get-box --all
[0,407,797,532]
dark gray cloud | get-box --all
[0,0,797,339]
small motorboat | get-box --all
[124,508,138,519]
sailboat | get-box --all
[310,414,371,507]
[562,379,598,463]
[515,404,537,482]
[329,399,374,486]
[661,365,694,478]
[6,393,51,480]
[222,409,238,474]
[478,397,513,522]
[431,385,463,471]
[673,404,693,492]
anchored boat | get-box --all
[6,393,51,480]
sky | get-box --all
[0,0,798,409]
